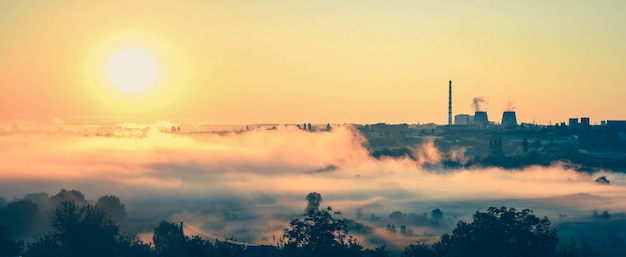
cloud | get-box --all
[1,122,625,248]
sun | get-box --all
[105,47,159,93]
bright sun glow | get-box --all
[105,48,159,93]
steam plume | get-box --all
[472,97,487,112]
[505,101,517,112]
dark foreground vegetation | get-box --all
[0,190,600,257]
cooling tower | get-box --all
[473,111,489,128]
[501,111,518,128]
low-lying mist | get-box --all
[1,121,625,251]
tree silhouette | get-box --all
[48,189,87,208]
[0,199,39,238]
[595,176,610,184]
[24,201,125,257]
[401,242,436,257]
[153,221,186,257]
[25,233,63,257]
[305,192,322,213]
[54,202,119,257]
[279,193,362,257]
[96,195,126,220]
[0,225,24,256]
[433,206,558,257]
[431,208,443,220]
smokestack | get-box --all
[448,80,452,125]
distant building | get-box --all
[580,117,590,129]
[454,114,472,125]
[606,120,626,130]
[568,118,578,129]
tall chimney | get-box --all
[448,80,452,125]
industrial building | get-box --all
[501,111,518,128]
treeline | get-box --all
[1,190,594,257]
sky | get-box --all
[1,1,626,124]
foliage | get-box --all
[48,189,87,208]
[153,221,186,257]
[433,206,559,257]
[594,176,610,184]
[362,245,390,257]
[305,192,323,213]
[54,201,120,257]
[0,225,24,256]
[0,199,39,238]
[279,193,363,257]
[96,195,127,220]
[23,201,130,257]
[401,242,437,257]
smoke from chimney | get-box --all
[505,101,517,112]
[472,97,487,112]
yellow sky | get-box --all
[1,1,625,124]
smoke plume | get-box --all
[505,101,517,112]
[472,97,487,112]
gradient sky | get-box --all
[1,1,625,124]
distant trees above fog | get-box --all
[296,123,333,132]
[595,176,610,184]
[97,195,126,220]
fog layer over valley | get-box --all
[1,122,624,253]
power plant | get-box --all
[447,80,519,129]
[501,111,518,128]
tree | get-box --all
[23,201,140,257]
[401,242,436,257]
[115,233,154,257]
[48,189,87,208]
[0,199,39,238]
[0,225,24,256]
[431,208,444,220]
[53,202,120,257]
[153,221,186,257]
[24,233,62,257]
[279,193,362,257]
[305,192,322,213]
[433,207,559,257]
[595,176,610,184]
[96,195,126,220]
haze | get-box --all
[1,1,626,124]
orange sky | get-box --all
[1,1,625,124]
